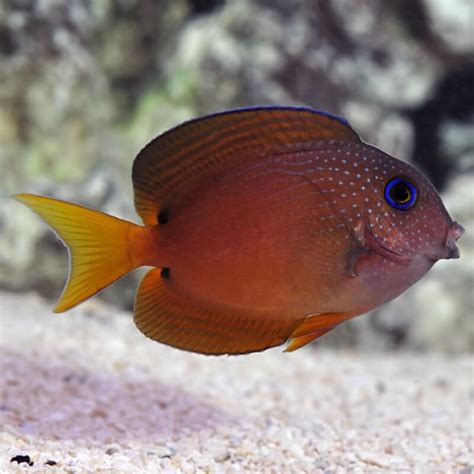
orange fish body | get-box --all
[14,107,464,354]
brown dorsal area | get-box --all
[132,107,361,225]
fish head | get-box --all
[361,151,464,266]
[326,145,465,314]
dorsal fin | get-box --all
[132,106,361,225]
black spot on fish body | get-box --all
[158,209,168,225]
[161,267,170,279]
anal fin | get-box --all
[134,268,298,355]
[284,312,349,352]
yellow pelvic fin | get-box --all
[284,312,349,352]
[13,194,143,312]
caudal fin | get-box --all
[13,194,142,312]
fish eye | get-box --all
[384,177,417,210]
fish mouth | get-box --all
[415,221,465,262]
[426,221,465,260]
[445,221,464,259]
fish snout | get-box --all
[444,221,465,259]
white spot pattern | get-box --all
[256,140,449,259]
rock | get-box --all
[423,0,474,53]
[10,454,34,466]
[439,120,474,172]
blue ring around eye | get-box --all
[384,177,418,210]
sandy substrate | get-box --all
[0,291,472,473]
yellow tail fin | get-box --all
[13,194,142,312]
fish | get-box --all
[13,106,464,355]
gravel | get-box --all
[0,291,473,473]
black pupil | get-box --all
[391,182,411,203]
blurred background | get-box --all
[0,0,472,353]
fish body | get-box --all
[14,107,464,354]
